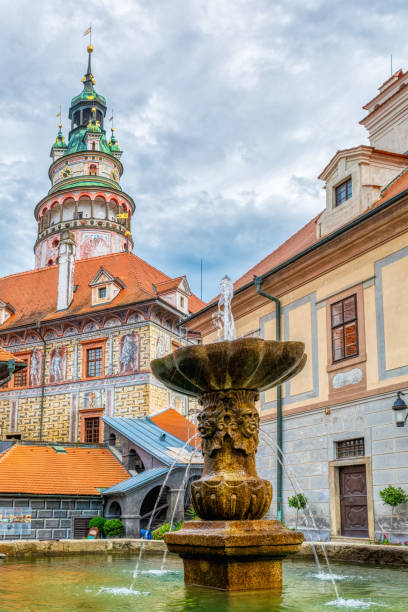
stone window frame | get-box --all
[79,408,104,443]
[330,294,359,363]
[326,283,366,374]
[81,338,107,381]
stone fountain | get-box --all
[150,276,307,591]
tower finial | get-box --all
[83,25,93,76]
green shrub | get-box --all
[186,507,199,521]
[88,516,106,532]
[152,521,184,540]
[104,518,125,538]
[288,493,307,530]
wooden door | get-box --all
[339,464,368,537]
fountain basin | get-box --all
[150,337,307,396]
[166,520,304,591]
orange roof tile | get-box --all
[150,408,197,444]
[233,215,320,291]
[0,444,129,496]
[155,276,186,294]
[0,348,25,364]
[371,168,408,207]
[0,252,205,330]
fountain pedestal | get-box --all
[151,338,307,592]
[166,520,303,591]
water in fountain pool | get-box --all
[0,553,405,611]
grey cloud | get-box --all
[0,0,408,299]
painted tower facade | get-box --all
[34,45,134,268]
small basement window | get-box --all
[336,438,364,459]
[335,178,352,207]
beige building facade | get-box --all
[185,70,408,543]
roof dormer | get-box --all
[89,267,125,306]
[317,146,408,237]
[154,276,191,315]
[0,300,15,325]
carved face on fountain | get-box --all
[238,405,260,438]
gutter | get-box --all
[36,322,47,442]
[254,277,283,523]
[184,187,408,324]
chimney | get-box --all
[57,230,76,311]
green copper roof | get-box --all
[70,90,106,107]
[52,129,67,149]
[65,127,112,155]
[53,179,122,193]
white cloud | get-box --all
[0,0,407,299]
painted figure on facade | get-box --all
[80,233,109,259]
[156,334,166,358]
[119,332,139,374]
[49,347,66,383]
[30,349,42,387]
[83,390,102,410]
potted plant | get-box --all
[379,485,408,536]
[288,493,307,530]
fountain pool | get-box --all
[0,553,406,611]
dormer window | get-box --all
[180,296,184,308]
[89,267,125,306]
[335,178,352,207]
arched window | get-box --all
[47,259,53,266]
[140,486,168,530]
[92,142,96,151]
[108,433,116,446]
[128,449,145,473]
[108,501,121,518]
[89,164,97,176]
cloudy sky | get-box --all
[0,0,407,300]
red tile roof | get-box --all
[234,215,320,291]
[150,408,198,444]
[0,252,205,330]
[155,276,185,293]
[0,444,129,496]
[0,348,25,364]
[371,168,408,207]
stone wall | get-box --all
[0,496,103,540]
[258,390,408,543]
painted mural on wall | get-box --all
[79,232,110,259]
[82,390,103,410]
[156,334,167,358]
[119,332,140,374]
[49,347,67,383]
[30,349,42,387]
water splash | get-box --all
[313,572,356,581]
[97,586,150,596]
[212,275,236,341]
[326,599,387,609]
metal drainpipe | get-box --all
[36,322,47,442]
[254,276,283,523]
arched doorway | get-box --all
[140,486,169,530]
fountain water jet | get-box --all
[150,279,308,591]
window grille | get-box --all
[13,359,28,387]
[335,178,352,206]
[336,438,364,459]
[85,417,100,443]
[86,347,102,377]
[331,294,358,362]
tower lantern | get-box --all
[34,45,134,268]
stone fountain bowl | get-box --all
[150,337,306,397]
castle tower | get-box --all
[34,45,135,268]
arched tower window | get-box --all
[92,142,96,151]
[89,164,97,176]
